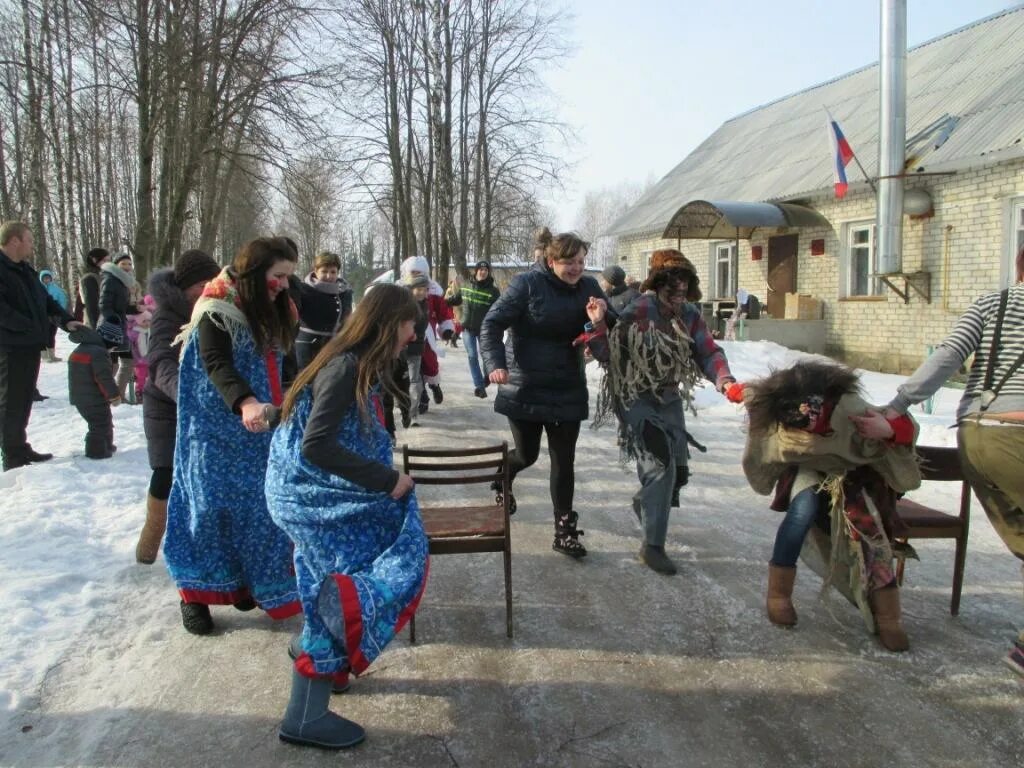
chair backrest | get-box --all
[914,444,970,519]
[402,442,509,491]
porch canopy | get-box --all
[661,200,831,240]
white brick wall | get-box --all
[613,157,1024,373]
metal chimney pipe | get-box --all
[876,0,907,275]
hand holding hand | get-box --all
[390,472,415,499]
[849,410,894,440]
[723,381,746,404]
[240,398,271,432]
[489,369,509,385]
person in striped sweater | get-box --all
[885,247,1024,675]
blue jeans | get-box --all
[462,330,485,390]
[771,486,827,567]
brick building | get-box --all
[606,7,1024,373]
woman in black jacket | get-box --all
[296,251,353,370]
[480,228,611,558]
[99,253,142,400]
[77,247,109,329]
[135,250,221,564]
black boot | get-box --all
[278,669,364,749]
[233,595,257,611]
[553,511,587,558]
[430,384,444,404]
[418,389,429,414]
[491,481,516,515]
[24,446,53,463]
[180,600,214,635]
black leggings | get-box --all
[506,417,581,514]
[149,466,173,500]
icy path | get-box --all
[1,335,1021,767]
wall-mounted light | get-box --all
[904,187,933,217]
[810,238,826,256]
[751,245,763,261]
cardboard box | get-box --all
[784,293,823,320]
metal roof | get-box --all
[607,5,1024,238]
[661,201,832,240]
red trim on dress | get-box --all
[333,574,368,674]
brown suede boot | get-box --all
[766,564,798,626]
[135,494,168,564]
[870,585,910,652]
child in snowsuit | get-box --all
[68,327,120,458]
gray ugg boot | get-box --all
[279,669,364,749]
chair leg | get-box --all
[409,614,417,645]
[951,535,968,617]
[503,547,513,639]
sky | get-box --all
[543,0,1018,230]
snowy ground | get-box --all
[1,332,1022,767]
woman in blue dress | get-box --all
[163,237,302,634]
[266,282,428,749]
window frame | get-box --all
[840,219,882,298]
[710,241,738,300]
[1008,196,1024,288]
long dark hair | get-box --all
[281,283,419,422]
[232,237,297,352]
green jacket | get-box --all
[446,276,500,333]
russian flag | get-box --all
[826,112,855,199]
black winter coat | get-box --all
[0,249,74,349]
[99,263,137,327]
[142,268,191,468]
[446,275,500,333]
[298,273,353,335]
[78,271,101,329]
[479,263,611,423]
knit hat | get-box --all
[173,249,220,290]
[405,274,430,290]
[114,253,132,266]
[474,260,491,271]
[601,265,625,286]
[401,255,430,277]
[643,248,702,301]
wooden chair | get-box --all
[891,444,971,616]
[403,442,512,642]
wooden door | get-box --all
[766,234,798,318]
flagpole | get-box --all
[853,154,878,194]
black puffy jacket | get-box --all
[142,268,191,469]
[479,263,611,423]
[0,249,74,349]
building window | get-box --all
[842,221,880,297]
[712,242,737,299]
[638,250,654,283]
[1013,197,1024,283]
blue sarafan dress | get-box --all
[266,384,428,679]
[163,283,301,619]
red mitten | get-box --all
[724,381,746,404]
